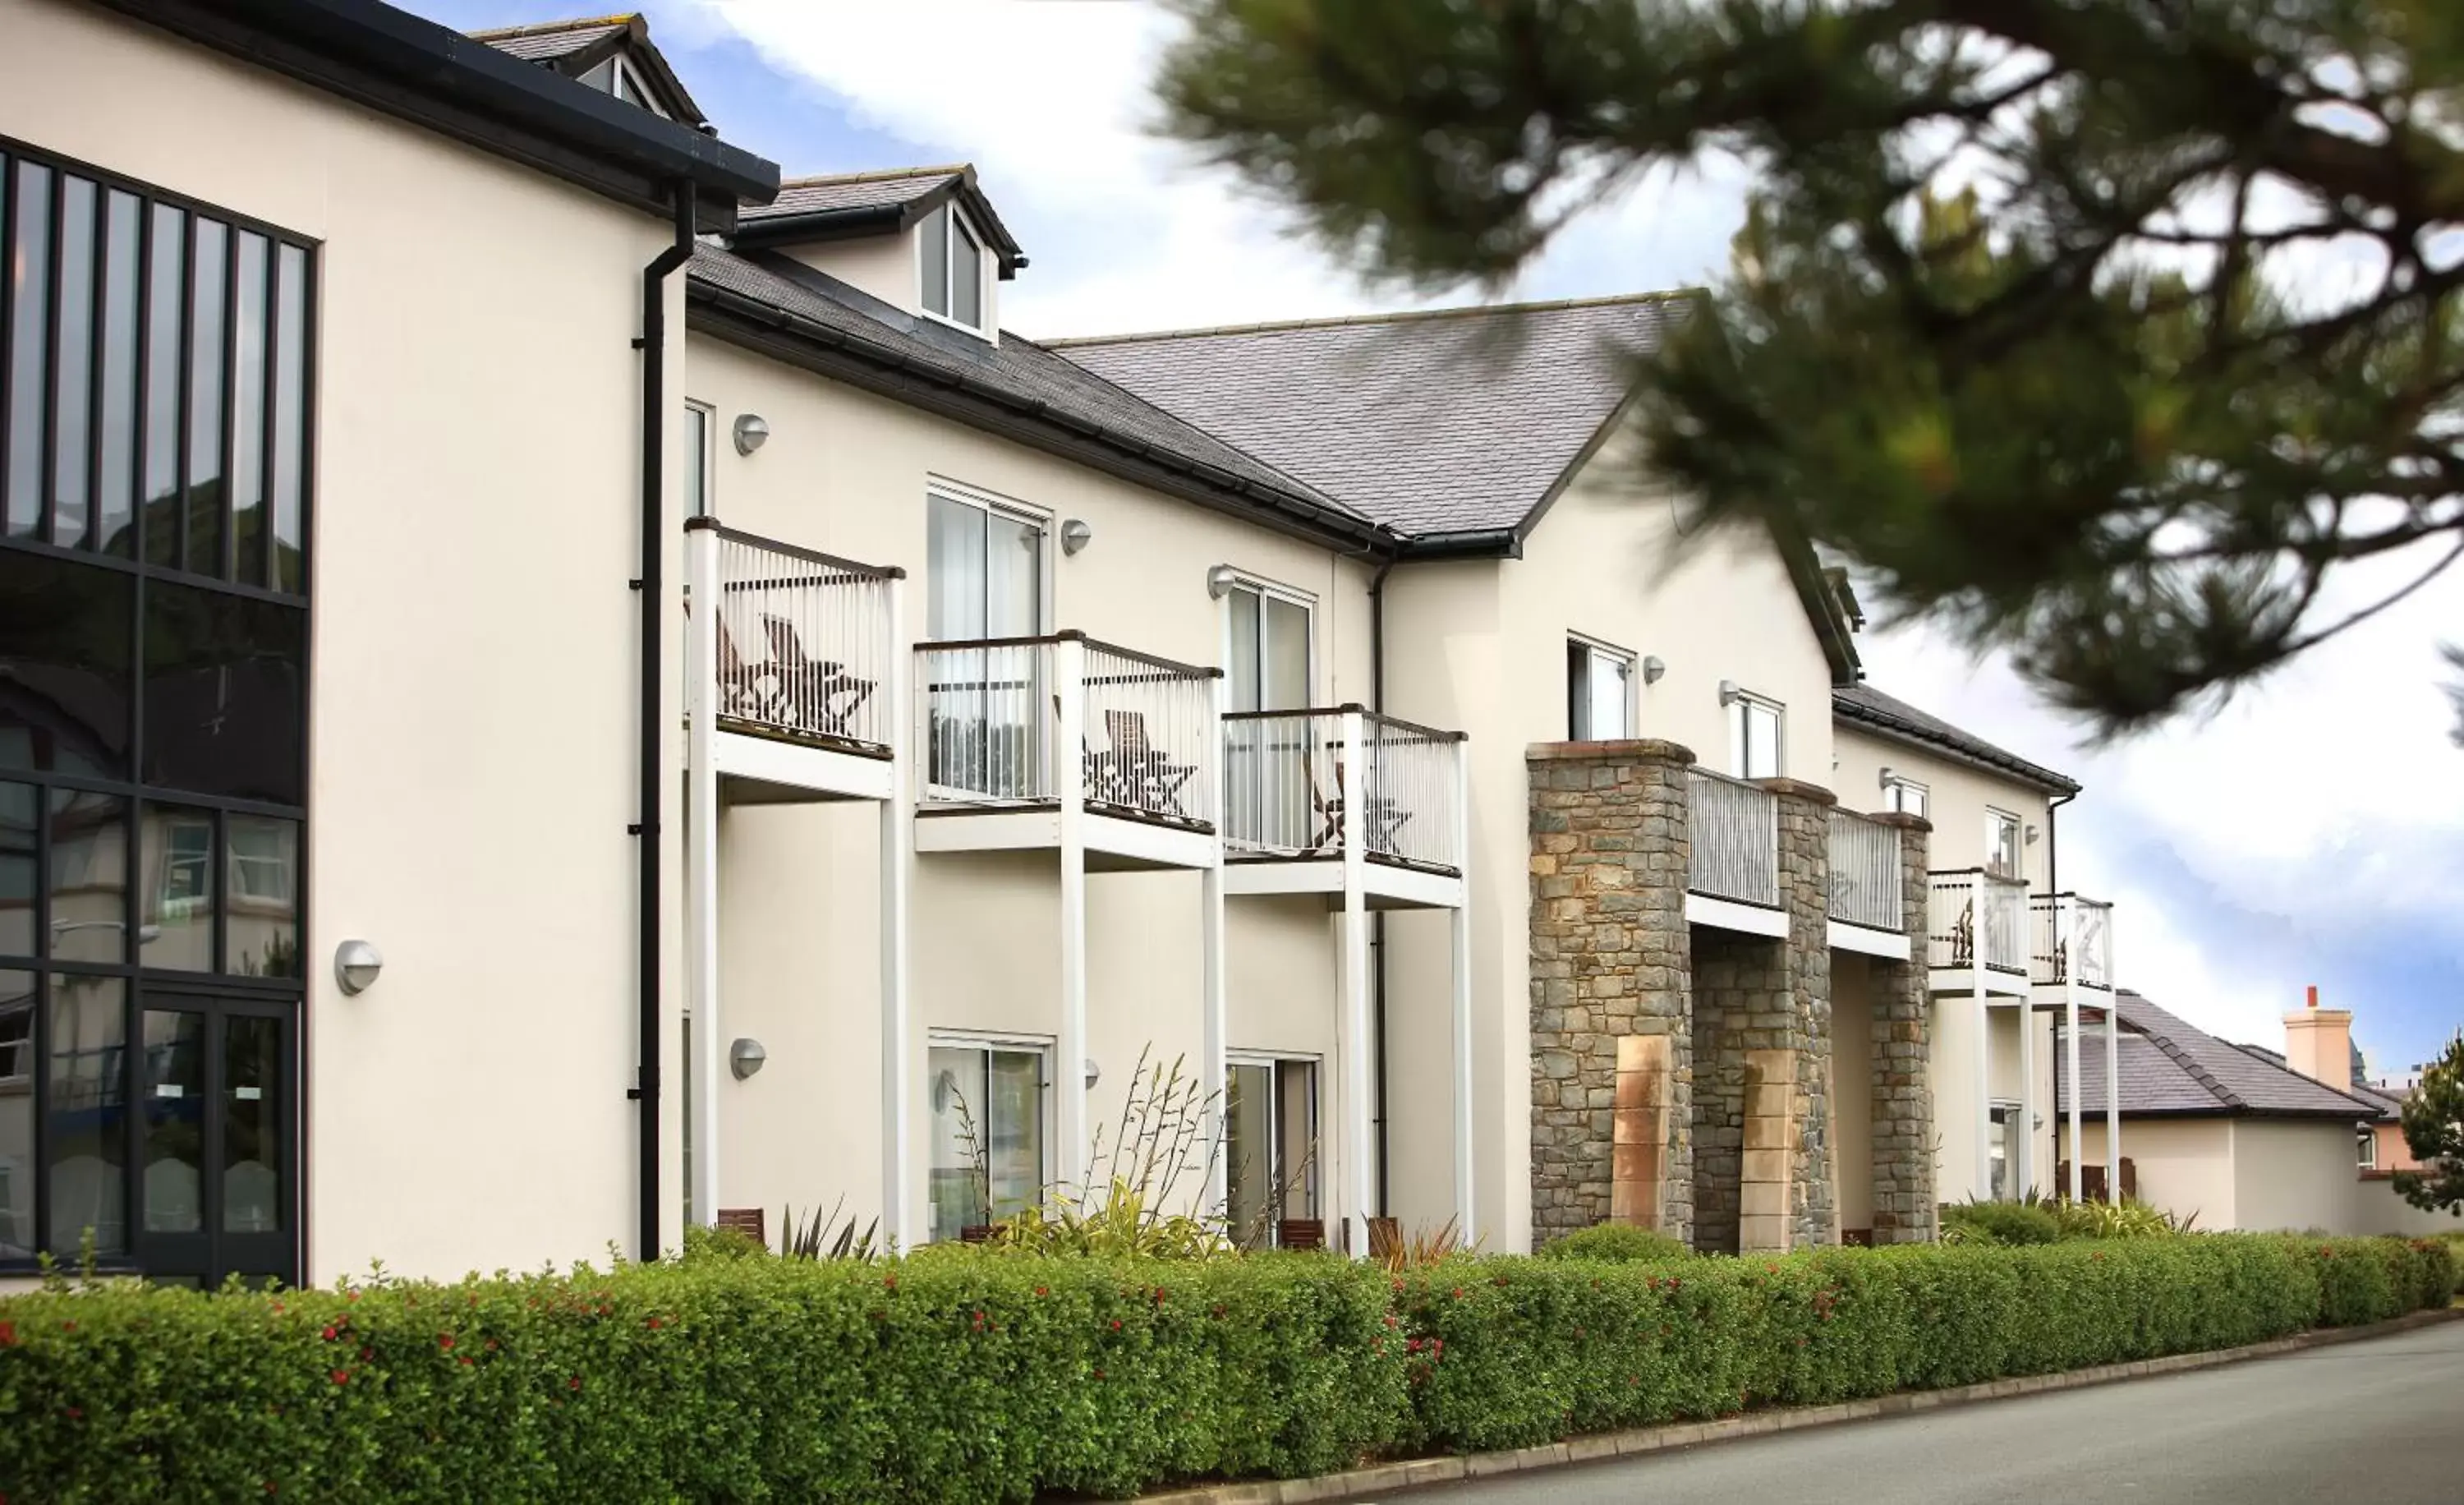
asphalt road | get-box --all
[1404,1319,2464,1504]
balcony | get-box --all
[2031,893,2115,992]
[687,522,903,803]
[1685,768,1780,934]
[1219,707,1467,910]
[1826,809,1907,959]
[1927,869,2030,995]
[913,632,1221,870]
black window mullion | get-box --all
[30,972,46,1260]
[131,198,152,565]
[295,246,316,601]
[209,807,224,977]
[255,239,278,588]
[173,212,191,574]
[37,168,62,545]
[217,223,237,581]
[122,974,140,1269]
[78,181,109,554]
[0,153,14,518]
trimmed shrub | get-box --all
[1535,1224,1689,1263]
[1940,1200,2062,1245]
[0,1234,2443,1500]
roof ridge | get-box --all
[465,14,637,41]
[775,164,970,190]
[1042,289,1698,348]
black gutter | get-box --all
[1366,550,1402,1213]
[734,174,1029,277]
[1396,527,1523,561]
[99,0,778,224]
[632,183,696,1260]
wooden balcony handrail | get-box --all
[917,631,1223,681]
[691,517,905,579]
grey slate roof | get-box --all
[685,246,1375,541]
[745,168,967,221]
[736,165,1025,274]
[469,17,626,62]
[2062,992,2382,1120]
[1052,297,1683,539]
[1833,683,2080,794]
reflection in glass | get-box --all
[0,550,135,779]
[141,1009,204,1234]
[952,216,982,328]
[144,205,184,568]
[919,204,949,319]
[0,783,32,958]
[186,218,226,576]
[223,1013,280,1232]
[270,245,306,593]
[926,1044,1046,1242]
[96,191,140,556]
[51,175,96,549]
[48,974,126,1256]
[224,816,297,978]
[0,970,30,1258]
[142,581,305,803]
[7,162,53,536]
[47,789,126,964]
[142,804,214,971]
[229,232,267,587]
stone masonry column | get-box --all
[1867,811,1937,1244]
[1763,780,1837,1253]
[1527,740,1695,1248]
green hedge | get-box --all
[1,1235,2448,1503]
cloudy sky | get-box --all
[420,0,2462,1077]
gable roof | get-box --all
[684,246,1383,551]
[1833,683,2080,795]
[469,13,706,125]
[735,164,1026,278]
[1052,296,1680,540]
[99,0,776,224]
[2062,992,2383,1121]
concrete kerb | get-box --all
[1133,1308,2462,1505]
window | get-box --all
[2358,1129,2377,1171]
[918,201,986,333]
[1882,776,1928,820]
[926,486,1042,642]
[927,1038,1047,1242]
[1988,1103,2014,1200]
[0,145,310,1285]
[1224,579,1314,846]
[924,486,1046,800]
[577,53,670,118]
[1986,809,2023,879]
[683,403,712,519]
[1224,580,1312,714]
[1726,691,1782,780]
[1566,638,1633,740]
[1225,1056,1317,1247]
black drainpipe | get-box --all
[1367,549,1401,1213]
[2044,789,2076,894]
[632,182,697,1262]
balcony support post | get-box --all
[1972,937,1993,1201]
[683,518,721,1229]
[2064,899,2084,1205]
[2103,1001,2122,1205]
[1056,637,1092,1199]
[880,575,914,1250]
[1340,710,1373,1256]
[1449,734,1474,1240]
[1199,674,1230,1223]
[2016,959,2037,1200]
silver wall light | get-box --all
[1084,1057,1101,1090]
[731,412,770,455]
[1717,679,1742,705]
[1641,655,1666,685]
[1878,766,1895,788]
[1205,564,1241,599]
[1060,518,1093,555]
[729,1037,768,1080]
[334,939,384,996]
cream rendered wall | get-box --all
[683,334,1368,1233]
[1831,726,2056,888]
[2354,1179,2464,1237]
[1381,445,1840,1250]
[0,0,690,1281]
[2074,1120,2237,1229]
[2232,1118,2372,1233]
[779,231,924,319]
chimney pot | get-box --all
[2305,983,2319,1010]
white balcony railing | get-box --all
[706,527,900,754]
[915,633,1221,830]
[1827,809,1902,930]
[1928,869,2029,973]
[1221,707,1465,873]
[1686,768,1778,907]
[2032,894,2114,989]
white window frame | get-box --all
[1225,1050,1322,1243]
[0,1002,29,1088]
[1985,808,2024,879]
[1988,1100,2018,1201]
[683,401,715,520]
[1567,633,1636,741]
[1219,573,1318,711]
[581,53,671,118]
[1726,688,1785,780]
[916,200,994,339]
[2357,1128,2378,1171]
[1882,774,1929,820]
[926,1030,1054,1242]
[925,476,1052,639]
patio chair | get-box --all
[1092,708,1199,817]
[1307,753,1409,855]
[1946,898,1976,968]
[762,615,876,739]
[713,617,775,722]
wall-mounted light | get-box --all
[1205,564,1241,599]
[334,939,384,996]
[731,412,770,456]
[1084,1057,1101,1090]
[1060,518,1093,555]
[2025,823,2041,845]
[1717,679,1742,706]
[1641,655,1666,685]
[1878,766,1895,787]
[729,1037,768,1080]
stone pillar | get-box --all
[1768,780,1836,1251]
[1526,740,1695,1247]
[1868,812,1937,1243]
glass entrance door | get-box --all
[135,993,294,1286]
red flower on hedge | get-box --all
[1034,1286,1048,1298]
[1092,1367,1106,1380]
[0,1321,15,1347]
[1109,1319,1122,1332]
[568,1376,582,1392]
[438,1334,455,1351]
[330,1370,349,1386]
[884,1276,898,1291]
[646,1317,662,1330]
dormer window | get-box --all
[578,53,668,118]
[920,202,986,332]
